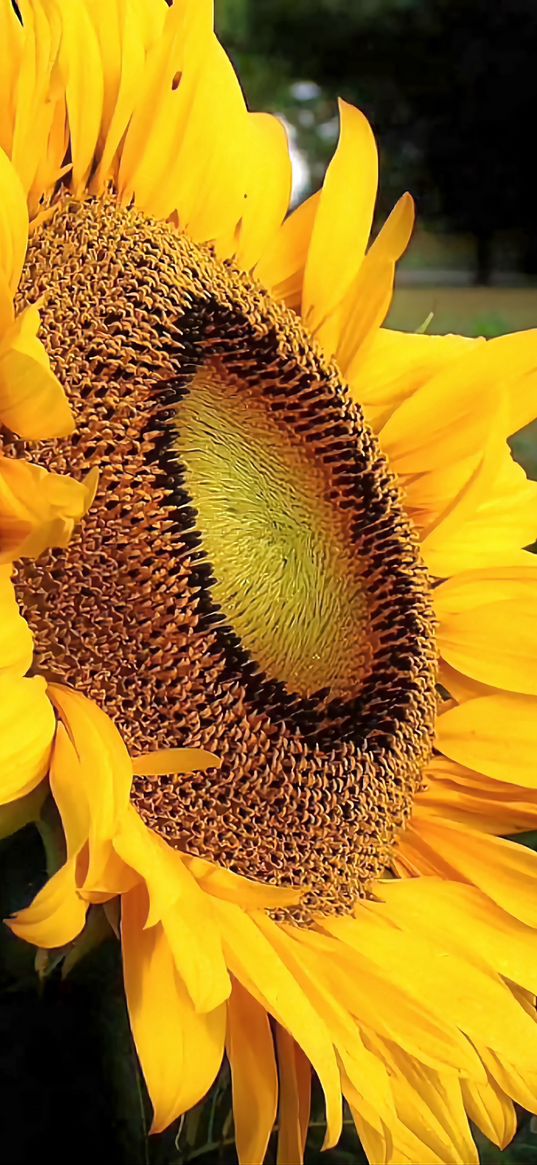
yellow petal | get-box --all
[0,458,94,562]
[378,878,537,997]
[393,824,454,878]
[436,568,537,694]
[437,693,537,786]
[0,0,66,205]
[276,1025,311,1165]
[0,1,24,160]
[435,565,537,610]
[83,840,140,899]
[0,674,55,803]
[461,1075,517,1149]
[0,563,33,676]
[410,817,537,930]
[49,684,132,864]
[302,100,378,334]
[0,303,74,438]
[421,448,537,577]
[113,804,207,925]
[226,978,278,1165]
[486,330,537,435]
[415,772,537,836]
[380,339,508,476]
[347,328,482,432]
[418,414,506,574]
[132,747,221,777]
[49,721,91,856]
[0,145,28,294]
[366,1037,478,1165]
[183,852,302,910]
[56,0,104,195]
[275,921,395,1134]
[212,898,343,1150]
[47,720,136,908]
[254,191,320,310]
[8,858,88,947]
[119,5,251,246]
[325,904,537,1070]
[24,4,68,214]
[337,193,415,374]
[46,713,137,899]
[86,0,159,192]
[121,882,225,1134]
[161,890,231,1014]
[438,659,499,703]
[482,1049,537,1115]
[299,921,482,1079]
[384,330,537,479]
[233,112,292,272]
[402,451,485,533]
[347,1102,390,1165]
[164,38,250,245]
[0,273,14,337]
[385,1129,452,1164]
[117,0,211,210]
[427,753,523,791]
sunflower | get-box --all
[1,1,537,1162]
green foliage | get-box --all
[468,313,511,340]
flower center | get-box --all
[173,354,373,700]
[13,196,437,919]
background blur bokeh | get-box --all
[1,2,537,1163]
[216,0,537,483]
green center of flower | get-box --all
[174,365,372,699]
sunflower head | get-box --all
[12,192,437,919]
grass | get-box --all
[387,286,537,337]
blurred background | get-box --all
[216,0,537,479]
[1,2,537,1163]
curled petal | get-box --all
[8,858,88,947]
[0,564,33,676]
[122,883,226,1134]
[303,100,378,335]
[0,674,55,804]
[226,979,278,1165]
[0,303,74,439]
[0,457,97,563]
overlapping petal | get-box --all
[0,458,96,563]
[226,979,278,1165]
[302,100,378,339]
[0,146,73,438]
[436,693,537,786]
[0,673,55,804]
[122,882,226,1134]
[0,564,33,676]
[435,565,537,693]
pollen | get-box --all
[12,196,437,919]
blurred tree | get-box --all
[217,0,537,282]
[372,0,537,283]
